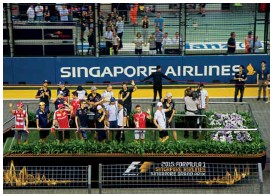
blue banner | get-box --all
[3,55,270,85]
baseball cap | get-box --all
[97,105,102,110]
[248,31,252,35]
[118,99,124,105]
[166,92,172,97]
[17,102,24,108]
[39,102,45,106]
[43,80,49,84]
[58,103,65,109]
[58,81,65,85]
[110,97,116,102]
[91,86,97,90]
[77,85,83,91]
[157,102,163,107]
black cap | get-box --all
[156,65,161,70]
[248,31,252,35]
[77,85,83,91]
[118,99,124,105]
[43,80,49,84]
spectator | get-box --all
[111,31,120,55]
[183,88,200,139]
[76,85,87,100]
[88,18,94,30]
[87,5,93,18]
[197,83,209,114]
[116,16,124,49]
[9,102,29,144]
[35,80,51,112]
[95,105,107,142]
[155,27,163,54]
[50,6,59,22]
[105,97,118,141]
[35,3,44,21]
[153,102,171,142]
[87,28,95,55]
[70,91,80,134]
[57,81,70,102]
[98,11,105,37]
[244,31,253,53]
[227,32,236,54]
[80,11,88,41]
[234,65,247,102]
[44,6,50,22]
[133,32,144,55]
[75,101,89,140]
[36,102,50,143]
[52,91,65,111]
[104,26,113,55]
[141,65,173,105]
[118,80,137,127]
[26,4,35,22]
[154,12,164,32]
[52,103,72,143]
[116,100,127,143]
[171,32,182,46]
[59,5,69,22]
[141,15,150,46]
[161,93,177,141]
[257,61,270,102]
[198,4,206,17]
[130,4,138,26]
[250,35,262,53]
[87,86,103,138]
[148,34,156,55]
[162,32,172,50]
[102,84,114,108]
[133,105,151,143]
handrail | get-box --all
[11,128,258,132]
[3,116,15,126]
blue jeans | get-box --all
[80,126,88,140]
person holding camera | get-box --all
[183,88,200,139]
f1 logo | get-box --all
[123,162,141,175]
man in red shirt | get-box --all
[9,102,29,144]
[70,91,80,138]
[52,103,72,143]
[133,105,151,143]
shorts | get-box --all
[124,103,132,116]
[97,130,107,141]
[134,130,146,140]
[58,130,70,141]
[39,130,50,139]
[15,130,28,142]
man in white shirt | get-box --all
[102,84,114,108]
[26,5,35,22]
[197,83,209,113]
[59,5,69,22]
[116,16,124,49]
[35,3,43,21]
[162,32,172,49]
[104,26,113,55]
[105,97,117,141]
[153,102,171,142]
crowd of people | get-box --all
[9,61,270,145]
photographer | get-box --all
[183,88,200,139]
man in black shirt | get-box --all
[118,80,137,127]
[234,65,247,102]
[141,65,172,105]
[227,32,236,54]
[57,81,70,103]
[95,105,107,142]
[75,101,89,140]
[35,80,52,111]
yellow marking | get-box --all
[246,63,256,75]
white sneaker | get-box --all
[265,101,270,103]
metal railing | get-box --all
[98,162,264,194]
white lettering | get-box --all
[113,66,124,77]
[221,65,231,76]
[101,67,113,77]
[194,66,203,76]
[183,66,193,76]
[209,65,220,76]
[124,66,136,77]
[232,65,240,75]
[204,66,208,76]
[148,66,157,75]
[77,67,88,78]
[60,67,71,78]
[72,67,76,78]
[89,67,100,77]
[165,66,177,76]
[137,66,147,77]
